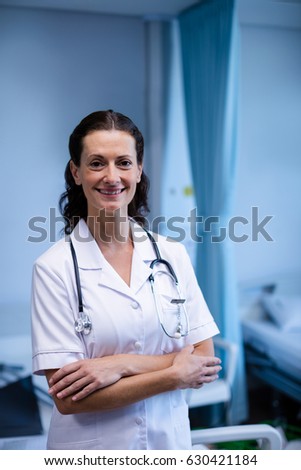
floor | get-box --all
[245,379,301,446]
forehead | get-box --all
[82,130,136,157]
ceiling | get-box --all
[0,0,203,17]
[0,0,300,20]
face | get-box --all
[70,130,142,218]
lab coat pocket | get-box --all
[47,410,98,449]
[159,294,187,353]
[172,401,192,449]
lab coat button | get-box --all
[135,417,143,425]
[131,301,139,309]
[134,341,142,351]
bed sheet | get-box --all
[242,317,301,381]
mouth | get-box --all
[95,188,125,196]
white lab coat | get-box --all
[31,219,219,450]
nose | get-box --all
[103,163,120,184]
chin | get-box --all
[96,205,128,217]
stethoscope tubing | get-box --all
[70,229,189,338]
[70,240,83,313]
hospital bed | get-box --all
[239,273,301,404]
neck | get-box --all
[87,209,131,247]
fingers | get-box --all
[49,361,81,386]
[47,358,123,401]
[203,363,222,375]
[200,363,222,380]
[49,371,104,400]
[58,380,98,401]
[206,358,222,367]
[189,370,221,389]
[197,357,222,379]
[198,356,221,367]
[70,384,97,401]
[198,373,220,384]
[49,374,90,399]
[173,351,221,371]
[172,350,222,390]
[48,360,91,398]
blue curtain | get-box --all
[179,0,247,423]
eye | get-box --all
[118,160,133,168]
[89,160,105,169]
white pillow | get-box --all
[261,293,301,332]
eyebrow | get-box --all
[88,154,135,160]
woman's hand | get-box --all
[48,355,127,401]
[171,345,222,389]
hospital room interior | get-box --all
[0,0,300,450]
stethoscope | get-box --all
[70,230,190,339]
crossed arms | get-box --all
[46,338,221,415]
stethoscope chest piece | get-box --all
[172,299,186,339]
[74,313,92,335]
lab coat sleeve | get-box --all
[177,243,220,346]
[31,254,86,376]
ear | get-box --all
[69,160,82,186]
[136,164,143,183]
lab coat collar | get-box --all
[130,220,155,294]
[69,218,155,295]
[130,219,157,262]
[70,218,104,269]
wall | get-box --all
[235,0,301,284]
[0,6,145,335]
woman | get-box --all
[31,110,221,450]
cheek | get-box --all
[81,171,97,185]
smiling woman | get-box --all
[30,110,220,450]
[70,129,142,219]
[59,110,150,232]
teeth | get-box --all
[99,189,123,195]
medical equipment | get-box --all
[70,241,92,335]
[146,230,189,339]
[69,230,189,338]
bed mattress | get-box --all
[242,318,301,381]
